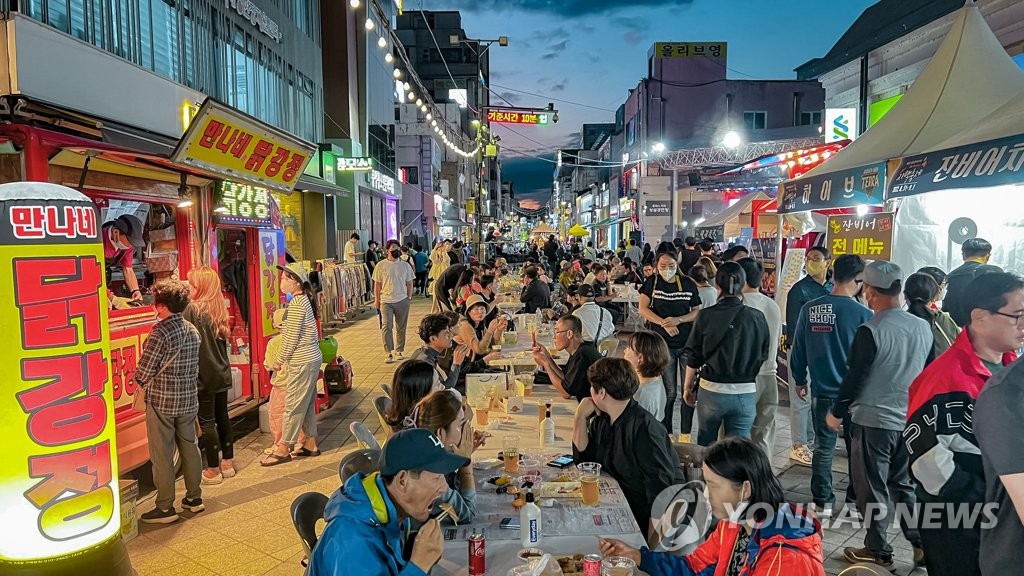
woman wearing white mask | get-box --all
[599,437,826,576]
[638,250,703,438]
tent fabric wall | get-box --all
[891,185,1024,277]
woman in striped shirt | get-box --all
[262,262,323,466]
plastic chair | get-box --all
[373,396,393,437]
[379,383,393,397]
[350,421,381,451]
[339,448,381,484]
[597,337,619,358]
[291,492,329,568]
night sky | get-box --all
[419,0,877,209]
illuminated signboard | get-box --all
[653,42,727,59]
[337,157,374,172]
[216,181,272,227]
[172,98,316,193]
[0,182,122,564]
[487,109,550,126]
[370,170,396,195]
[825,108,858,142]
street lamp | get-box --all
[652,142,666,154]
[722,131,741,149]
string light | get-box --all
[384,53,393,63]
[364,18,374,30]
[393,69,402,78]
[350,0,359,6]
[377,36,387,48]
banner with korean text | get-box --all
[827,212,894,262]
[778,161,886,214]
[887,134,1024,198]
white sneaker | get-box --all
[396,351,405,360]
[385,353,395,364]
[790,445,813,466]
[201,470,223,485]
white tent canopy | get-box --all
[797,4,1024,182]
[930,88,1024,151]
[700,192,772,227]
[530,223,557,236]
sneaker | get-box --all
[843,547,893,568]
[913,545,926,567]
[396,351,405,360]
[385,353,395,364]
[790,445,813,467]
[181,497,205,513]
[201,470,223,485]
[220,460,236,479]
[810,502,833,518]
[140,507,179,524]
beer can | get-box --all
[468,532,486,576]
[583,554,602,576]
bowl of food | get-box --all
[518,548,545,564]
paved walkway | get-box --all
[126,296,922,575]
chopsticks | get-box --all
[437,503,459,526]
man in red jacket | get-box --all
[904,272,1022,576]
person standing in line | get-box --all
[623,331,671,422]
[784,246,833,467]
[429,240,451,312]
[790,254,870,516]
[262,262,322,466]
[137,280,204,524]
[412,244,429,297]
[827,261,930,568]
[944,237,1001,327]
[678,236,701,276]
[263,308,299,451]
[972,276,1024,576]
[905,272,1022,576]
[638,250,702,439]
[683,262,770,446]
[904,272,960,361]
[374,239,416,364]
[344,232,363,263]
[543,234,560,278]
[183,267,235,485]
[689,264,718,309]
[737,258,782,459]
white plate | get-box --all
[473,458,502,470]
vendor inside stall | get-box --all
[102,213,146,301]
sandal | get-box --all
[292,448,322,458]
[260,452,293,467]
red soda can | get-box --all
[469,532,486,576]
[583,554,602,576]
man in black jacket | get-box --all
[519,265,550,313]
[943,237,1001,326]
[683,262,769,446]
[573,358,681,533]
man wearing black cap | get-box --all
[572,284,614,343]
[102,214,146,300]
[310,428,469,576]
[944,237,1002,327]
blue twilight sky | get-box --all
[418,0,878,208]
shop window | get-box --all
[46,0,70,33]
[97,199,179,303]
[743,111,767,130]
[800,111,822,126]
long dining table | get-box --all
[432,385,648,576]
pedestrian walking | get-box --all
[183,266,235,485]
[137,280,204,524]
[412,244,429,296]
[261,262,322,466]
[374,239,416,364]
[737,258,782,459]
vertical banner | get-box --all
[258,228,286,339]
[775,248,807,322]
[0,183,122,566]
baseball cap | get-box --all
[277,261,309,284]
[464,294,488,311]
[577,284,596,298]
[863,260,902,289]
[112,214,145,247]
[380,428,469,476]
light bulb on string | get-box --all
[350,0,360,7]
[393,69,402,79]
[403,82,410,91]
[420,105,427,112]
[364,18,374,30]
[377,36,387,48]
[384,53,393,63]
[416,99,422,107]
[426,113,432,121]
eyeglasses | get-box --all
[554,329,571,336]
[993,311,1024,325]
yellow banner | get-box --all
[172,98,316,193]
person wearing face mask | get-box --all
[784,246,833,467]
[102,214,147,301]
[639,250,703,438]
[599,437,825,576]
[374,239,416,364]
[683,262,770,447]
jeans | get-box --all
[751,374,779,459]
[811,397,840,506]
[850,423,921,558]
[696,389,756,446]
[787,350,815,447]
[197,390,234,469]
[381,297,411,353]
[146,406,202,510]
[661,348,692,435]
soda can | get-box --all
[583,554,602,576]
[469,532,486,576]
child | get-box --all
[264,308,294,452]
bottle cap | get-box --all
[525,489,535,503]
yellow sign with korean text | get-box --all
[654,42,727,59]
[827,212,894,262]
[172,98,316,193]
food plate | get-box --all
[556,554,585,575]
[473,458,502,470]
[517,548,545,563]
[538,481,582,498]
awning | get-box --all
[587,216,629,229]
[295,174,351,197]
[698,192,772,228]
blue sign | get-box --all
[887,134,1024,198]
[778,162,886,214]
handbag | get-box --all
[131,387,146,413]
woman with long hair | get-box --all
[414,390,477,524]
[384,359,440,434]
[905,272,959,360]
[429,240,452,312]
[453,268,480,311]
[600,437,825,576]
[261,262,321,466]
[184,267,236,483]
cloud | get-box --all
[519,199,542,210]
[541,52,558,60]
[621,17,648,45]
[550,78,569,92]
[428,0,694,17]
[586,54,601,64]
[549,40,569,51]
[564,132,583,146]
[498,91,522,104]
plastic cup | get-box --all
[577,462,602,505]
[476,401,490,426]
[503,434,521,474]
[601,556,636,576]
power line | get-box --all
[490,83,616,112]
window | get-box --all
[743,111,767,130]
[800,111,822,126]
[401,166,419,185]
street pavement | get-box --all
[127,295,922,575]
